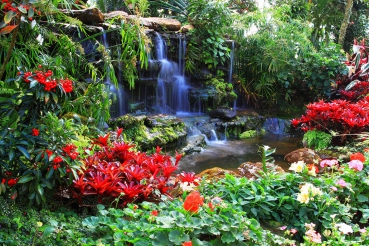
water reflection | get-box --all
[177,133,302,174]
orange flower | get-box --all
[307,164,319,174]
[182,241,192,246]
[350,152,365,162]
[183,191,204,213]
[151,210,158,216]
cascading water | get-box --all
[154,33,190,115]
[101,31,127,118]
[228,41,237,109]
[228,41,235,83]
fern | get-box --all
[303,130,332,150]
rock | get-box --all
[180,135,206,154]
[61,8,104,24]
[126,16,181,31]
[237,162,284,180]
[141,17,181,31]
[209,107,237,119]
[108,114,187,150]
[284,148,321,165]
[180,24,194,33]
[103,11,129,20]
[198,167,240,181]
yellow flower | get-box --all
[289,161,305,172]
[36,222,43,227]
[297,191,310,204]
[308,166,317,176]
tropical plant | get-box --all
[234,4,345,109]
[149,0,189,23]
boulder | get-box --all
[284,148,321,165]
[198,167,240,181]
[209,107,237,120]
[103,11,129,20]
[180,24,194,33]
[61,8,104,24]
[180,135,206,154]
[140,17,181,31]
[237,162,284,180]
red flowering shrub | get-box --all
[291,97,369,144]
[183,191,204,213]
[350,152,366,163]
[292,39,369,145]
[70,129,183,206]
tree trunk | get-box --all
[338,0,354,46]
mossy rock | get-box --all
[108,114,187,150]
[239,130,257,139]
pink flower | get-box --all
[348,160,364,171]
[359,228,367,234]
[279,225,287,230]
[320,159,338,168]
[330,186,338,191]
[336,179,347,188]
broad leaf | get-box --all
[16,145,30,159]
[18,175,34,183]
[0,25,18,35]
[4,11,16,24]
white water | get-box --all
[154,33,190,114]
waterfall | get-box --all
[154,33,190,115]
[228,41,235,83]
[101,31,127,118]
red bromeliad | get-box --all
[70,130,183,206]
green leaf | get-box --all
[37,185,44,196]
[156,216,175,228]
[4,11,15,24]
[18,175,34,183]
[221,231,235,243]
[40,225,55,237]
[28,7,34,18]
[8,149,14,161]
[16,145,30,159]
[169,230,189,244]
[0,183,6,194]
[151,232,170,246]
[45,168,54,179]
[357,195,369,203]
[17,6,27,14]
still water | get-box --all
[177,133,303,174]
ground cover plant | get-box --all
[1,1,369,245]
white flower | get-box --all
[336,223,353,234]
[289,161,305,172]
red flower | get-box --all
[350,152,365,162]
[53,156,63,164]
[60,78,73,93]
[178,172,200,186]
[208,202,214,211]
[116,127,123,138]
[1,178,5,184]
[7,178,18,187]
[92,134,110,147]
[183,191,204,213]
[32,128,39,136]
[151,210,159,216]
[45,149,53,158]
[182,241,192,246]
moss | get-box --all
[240,130,258,139]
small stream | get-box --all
[177,116,303,174]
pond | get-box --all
[177,132,303,174]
